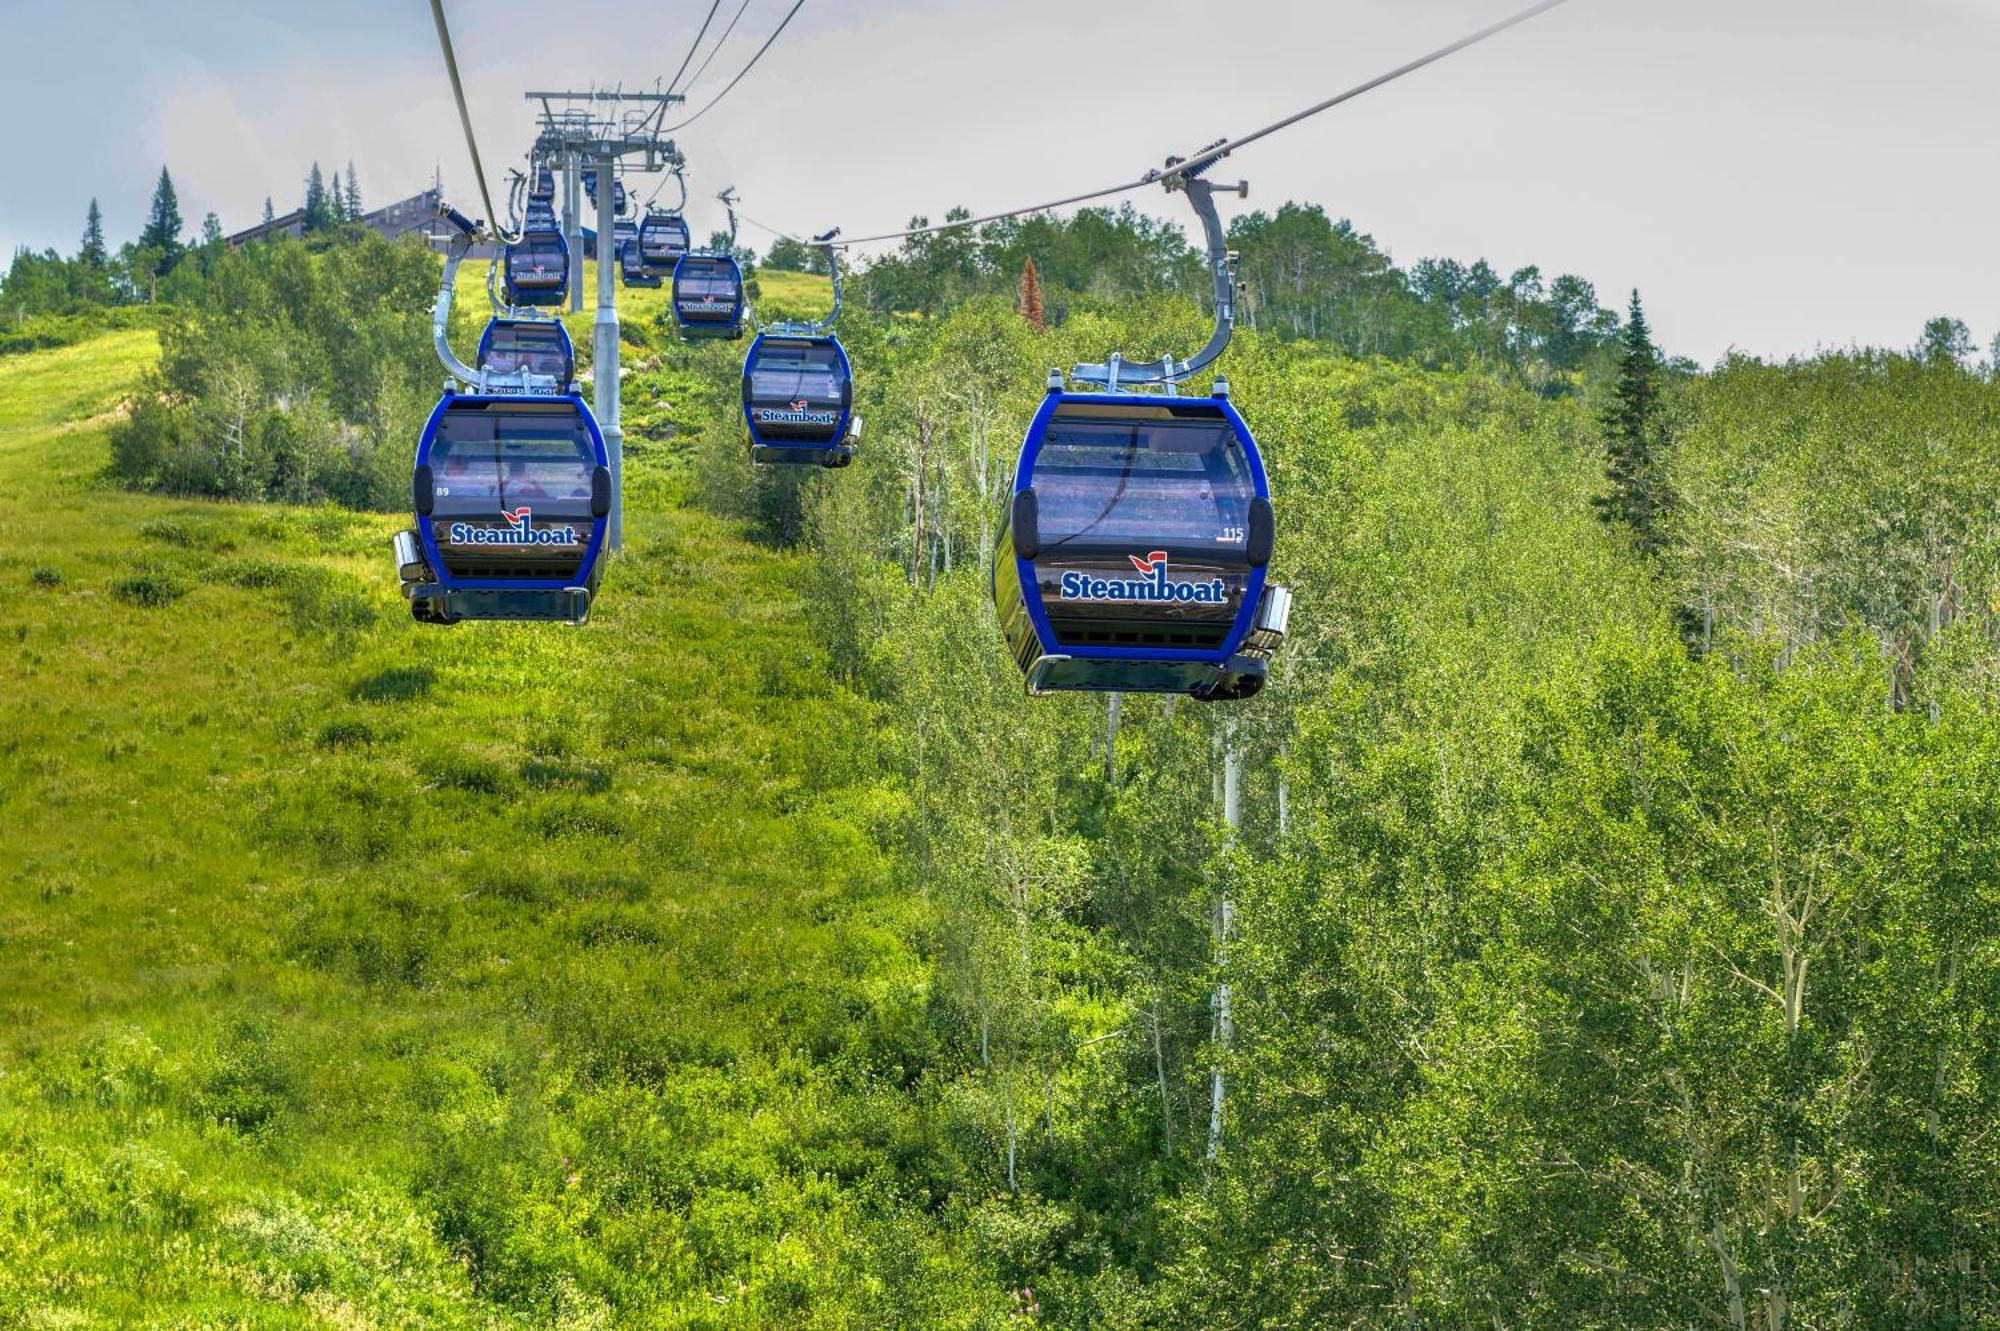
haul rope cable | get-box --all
[731,205,808,247]
[1161,0,1571,183]
[677,0,756,102]
[666,0,808,132]
[666,0,724,98]
[435,0,1568,254]
[427,0,517,244]
[767,0,1575,249]
[430,0,730,242]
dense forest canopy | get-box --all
[4,168,1998,1326]
[694,199,2000,1321]
[845,199,1638,385]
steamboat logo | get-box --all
[756,398,838,426]
[447,506,581,547]
[1058,551,1226,604]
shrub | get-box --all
[316,719,376,749]
[349,665,435,704]
[108,233,437,508]
[283,567,375,643]
[113,568,189,607]
[193,1020,295,1135]
[214,557,298,590]
[139,515,235,552]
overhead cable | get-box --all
[427,0,516,243]
[829,0,1573,248]
[666,0,724,97]
[666,0,807,132]
[681,0,756,96]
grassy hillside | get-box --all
[0,314,997,1326]
[10,250,1999,1327]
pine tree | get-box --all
[200,213,223,247]
[78,199,107,268]
[1016,257,1044,331]
[303,162,333,232]
[1917,316,1971,366]
[261,197,275,225]
[137,167,185,273]
[1594,290,1669,556]
[344,161,363,221]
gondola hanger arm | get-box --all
[1072,154,1243,390]
[426,201,485,389]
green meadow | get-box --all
[0,296,1003,1327]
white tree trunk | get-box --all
[1209,725,1240,1159]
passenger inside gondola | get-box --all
[505,457,550,500]
[435,443,497,500]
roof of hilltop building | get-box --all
[227,188,496,256]
[225,208,306,246]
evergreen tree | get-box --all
[78,198,107,268]
[200,213,223,247]
[261,197,275,225]
[344,161,363,221]
[137,166,184,273]
[303,162,334,232]
[1918,315,1972,366]
[1016,257,1044,331]
[1594,290,1670,556]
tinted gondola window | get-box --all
[482,325,569,381]
[749,341,843,402]
[675,260,742,321]
[682,274,738,299]
[511,235,566,287]
[678,264,739,301]
[430,408,595,520]
[1033,410,1254,550]
[640,216,689,264]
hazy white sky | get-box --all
[1,0,1994,363]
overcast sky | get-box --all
[1,0,1994,363]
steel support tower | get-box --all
[527,91,684,551]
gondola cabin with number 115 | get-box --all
[990,158,1290,699]
[993,379,1287,699]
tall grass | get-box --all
[0,319,1002,1326]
